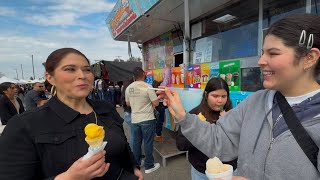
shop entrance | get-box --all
[174,53,183,67]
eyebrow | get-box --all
[262,48,281,52]
[62,64,76,68]
[211,93,228,96]
[61,64,91,68]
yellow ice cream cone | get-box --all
[84,123,105,148]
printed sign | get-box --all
[219,60,241,91]
[171,67,184,88]
[107,0,140,38]
[209,62,219,79]
[161,68,171,87]
[153,69,163,82]
[145,70,154,85]
[186,65,200,88]
[200,63,210,89]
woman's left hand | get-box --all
[219,110,226,118]
[134,168,143,180]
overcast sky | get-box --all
[0,0,141,80]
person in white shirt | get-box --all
[125,67,160,174]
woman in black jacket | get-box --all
[0,82,24,125]
[0,48,142,180]
[176,77,237,180]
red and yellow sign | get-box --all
[171,67,184,88]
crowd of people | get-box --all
[0,13,319,180]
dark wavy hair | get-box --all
[0,82,13,95]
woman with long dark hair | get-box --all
[0,82,24,125]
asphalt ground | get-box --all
[116,107,192,180]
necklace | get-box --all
[93,110,98,125]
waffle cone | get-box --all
[85,136,104,148]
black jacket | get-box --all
[0,96,137,180]
[0,95,24,125]
[176,107,237,174]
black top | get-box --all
[0,95,24,125]
[176,107,237,173]
[0,96,136,180]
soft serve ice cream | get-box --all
[206,157,233,180]
[206,157,231,173]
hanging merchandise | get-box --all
[92,63,102,78]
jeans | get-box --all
[123,111,133,150]
[155,102,167,136]
[191,166,208,180]
[131,119,156,170]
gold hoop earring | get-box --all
[50,86,57,96]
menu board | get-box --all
[219,60,240,91]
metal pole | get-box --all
[31,55,35,79]
[306,0,312,13]
[258,0,263,57]
[20,64,24,79]
[183,0,190,88]
[15,69,18,79]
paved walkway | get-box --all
[117,107,192,180]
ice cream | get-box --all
[197,112,206,121]
[205,157,233,180]
[84,123,105,148]
[206,157,231,174]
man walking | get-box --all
[125,67,160,174]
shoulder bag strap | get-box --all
[275,91,319,170]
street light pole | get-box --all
[15,69,18,80]
[20,64,24,79]
[31,55,35,79]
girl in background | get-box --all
[176,77,236,180]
